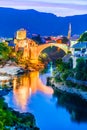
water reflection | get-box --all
[4,72,87,130]
[53,89,87,123]
[13,71,53,111]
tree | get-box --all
[75,58,87,80]
[78,31,87,42]
[0,42,12,60]
[56,59,70,73]
[76,58,85,72]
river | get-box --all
[4,71,87,130]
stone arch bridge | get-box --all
[15,39,69,63]
[27,43,69,63]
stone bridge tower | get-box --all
[14,29,38,63]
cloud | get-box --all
[0,0,87,16]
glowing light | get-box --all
[13,71,53,112]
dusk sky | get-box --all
[0,0,87,16]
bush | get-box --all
[0,98,36,129]
[61,71,70,81]
[54,76,62,83]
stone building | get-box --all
[14,29,37,59]
[16,29,27,40]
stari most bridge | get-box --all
[27,42,69,63]
[15,38,69,63]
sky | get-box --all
[0,0,87,17]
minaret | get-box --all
[68,23,71,39]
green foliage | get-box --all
[0,42,12,60]
[54,75,62,83]
[61,70,70,81]
[56,59,70,73]
[0,98,18,129]
[76,58,85,72]
[78,31,87,42]
[75,58,87,80]
[0,121,3,130]
[55,58,62,65]
[0,42,24,64]
[54,58,74,83]
[0,98,35,129]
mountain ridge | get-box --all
[0,7,87,37]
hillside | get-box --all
[0,7,87,37]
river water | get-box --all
[4,71,87,130]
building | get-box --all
[71,42,87,56]
[71,42,87,68]
[16,29,27,40]
[56,36,70,47]
[14,29,37,58]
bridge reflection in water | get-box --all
[13,71,53,111]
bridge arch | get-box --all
[37,43,68,57]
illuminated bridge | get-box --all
[15,38,69,63]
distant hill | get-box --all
[0,7,87,37]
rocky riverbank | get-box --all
[0,63,25,85]
[47,77,87,101]
[0,61,44,83]
[0,65,24,75]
